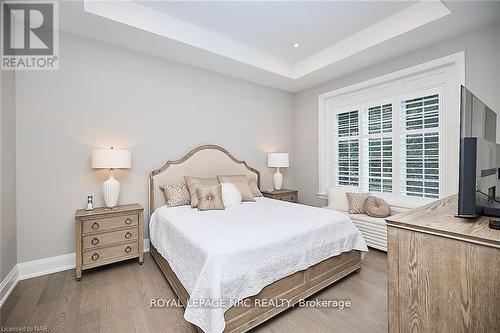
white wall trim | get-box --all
[318,52,465,205]
[318,52,465,101]
[0,265,19,307]
[18,253,76,281]
[8,239,151,286]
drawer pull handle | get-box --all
[125,218,132,225]
[91,237,99,245]
[92,222,99,230]
[291,196,295,200]
[91,253,99,261]
[125,246,132,253]
[125,232,132,239]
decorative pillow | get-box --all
[364,196,390,218]
[196,185,225,211]
[184,176,219,208]
[248,178,263,197]
[327,187,350,211]
[216,175,255,202]
[346,192,371,214]
[159,183,190,207]
[221,182,242,207]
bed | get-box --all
[148,145,368,333]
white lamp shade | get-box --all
[268,152,289,168]
[91,148,131,169]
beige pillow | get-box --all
[248,178,263,197]
[184,176,219,208]
[327,187,350,211]
[346,192,371,214]
[216,175,255,202]
[364,196,390,218]
[159,183,190,207]
[196,185,225,211]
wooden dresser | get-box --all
[75,203,144,280]
[261,189,298,203]
[386,195,500,332]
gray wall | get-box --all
[15,32,294,262]
[293,23,500,207]
[1,69,17,280]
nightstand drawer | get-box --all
[261,189,298,203]
[82,214,138,234]
[279,194,297,202]
[82,242,138,266]
[82,227,138,250]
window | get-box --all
[331,89,442,203]
[362,103,393,194]
[319,53,464,207]
[335,111,359,186]
[400,94,440,199]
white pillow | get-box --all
[221,182,242,208]
[327,187,353,212]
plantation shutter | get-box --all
[400,93,440,198]
[335,110,359,187]
[362,103,393,193]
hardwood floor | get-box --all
[1,249,387,333]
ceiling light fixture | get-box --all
[293,43,300,48]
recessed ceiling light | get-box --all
[293,43,300,48]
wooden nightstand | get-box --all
[261,189,298,203]
[75,203,144,280]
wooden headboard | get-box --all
[149,145,260,214]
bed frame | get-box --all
[148,145,362,333]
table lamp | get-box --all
[268,152,289,190]
[91,147,131,208]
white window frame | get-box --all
[318,52,465,208]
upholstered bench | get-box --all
[322,187,406,252]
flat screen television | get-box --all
[457,86,500,217]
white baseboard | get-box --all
[18,253,76,281]
[0,265,19,307]
[17,238,151,281]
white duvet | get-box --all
[149,197,368,333]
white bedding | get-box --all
[149,197,368,333]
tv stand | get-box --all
[386,194,500,332]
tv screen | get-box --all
[458,86,500,217]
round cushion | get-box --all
[220,182,242,208]
[364,196,390,218]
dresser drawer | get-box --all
[82,214,138,234]
[82,227,138,250]
[83,242,138,266]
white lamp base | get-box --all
[102,171,120,208]
[273,168,283,190]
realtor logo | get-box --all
[1,1,59,70]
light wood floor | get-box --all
[1,249,387,333]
